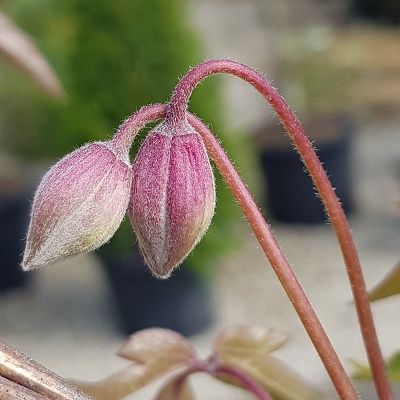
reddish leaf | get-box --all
[79,329,196,400]
[213,325,324,400]
[213,324,287,360]
[117,328,196,364]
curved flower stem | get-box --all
[112,104,357,399]
[113,104,167,158]
[214,364,273,400]
[172,359,272,400]
[188,115,357,400]
[166,59,392,400]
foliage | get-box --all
[355,256,400,383]
[79,325,325,400]
[368,260,400,302]
[0,0,249,269]
[352,352,400,382]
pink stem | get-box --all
[214,364,273,400]
[166,59,392,400]
[172,360,272,400]
[188,115,357,400]
[112,104,357,399]
[113,104,167,158]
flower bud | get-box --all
[129,125,216,278]
[22,141,132,270]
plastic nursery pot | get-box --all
[352,0,400,24]
[100,248,214,337]
[0,192,31,293]
[258,113,354,224]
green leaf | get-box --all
[213,325,324,400]
[350,360,373,381]
[351,352,400,382]
[369,260,400,302]
[78,329,197,400]
[388,352,400,375]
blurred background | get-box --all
[0,0,399,398]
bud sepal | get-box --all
[22,141,132,270]
[129,124,216,278]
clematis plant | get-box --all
[0,325,323,400]
[78,325,324,400]
[19,59,393,399]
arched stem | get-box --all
[112,104,357,399]
[188,114,357,400]
[113,104,167,158]
[214,364,273,400]
[166,59,392,400]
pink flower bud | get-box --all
[129,125,216,278]
[22,141,132,270]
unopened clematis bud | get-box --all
[22,141,132,270]
[129,124,216,278]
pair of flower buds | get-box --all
[22,121,216,278]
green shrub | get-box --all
[1,0,249,273]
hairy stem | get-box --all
[112,104,357,399]
[166,59,392,400]
[188,115,357,400]
[113,104,167,158]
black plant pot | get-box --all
[0,192,31,292]
[258,114,354,224]
[352,0,400,24]
[101,250,214,337]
